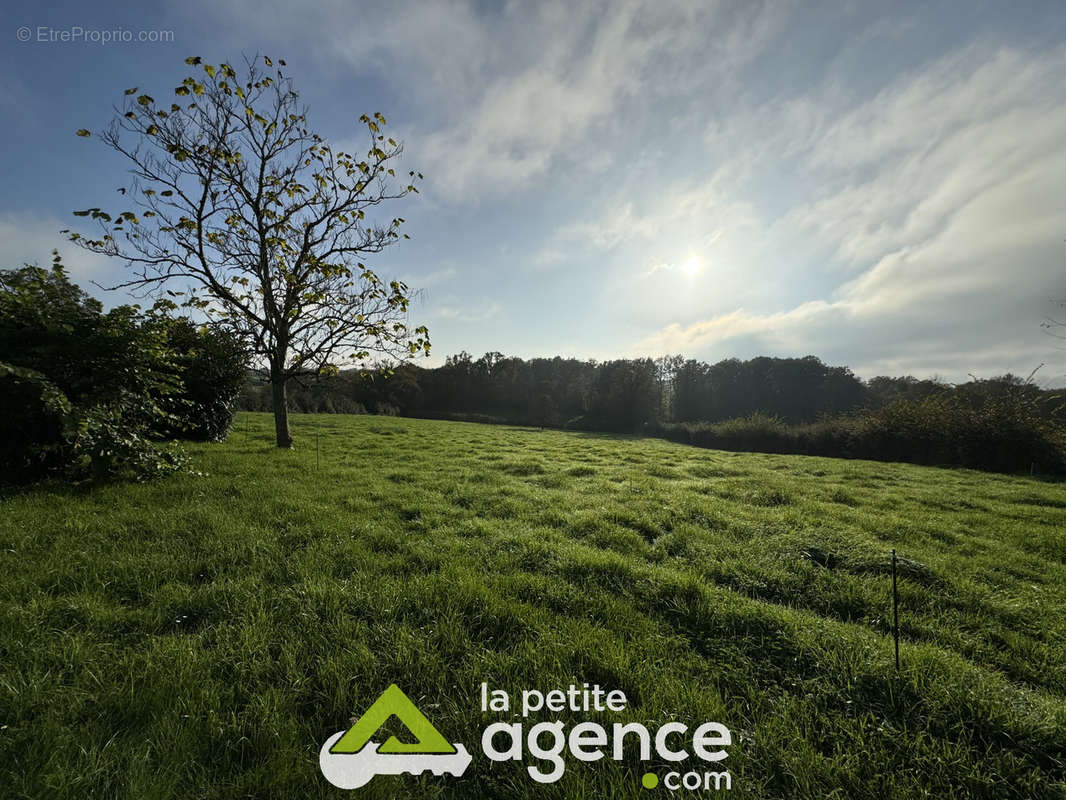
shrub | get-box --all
[74,400,190,482]
[844,394,1065,473]
[153,318,247,441]
[0,361,189,484]
[705,412,790,452]
[651,397,1066,475]
[0,363,77,479]
[0,256,217,484]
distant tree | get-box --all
[654,354,684,420]
[588,359,660,431]
[672,359,711,422]
[68,55,430,447]
[530,389,559,429]
[866,375,948,408]
[706,358,745,420]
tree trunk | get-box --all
[270,369,293,448]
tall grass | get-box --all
[1,413,1064,798]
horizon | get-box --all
[242,349,1065,389]
[3,2,1066,385]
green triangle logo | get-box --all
[329,685,457,755]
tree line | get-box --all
[241,350,1064,432]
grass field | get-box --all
[2,412,1065,799]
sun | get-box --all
[681,255,702,276]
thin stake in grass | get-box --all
[892,548,901,671]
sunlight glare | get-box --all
[681,255,702,276]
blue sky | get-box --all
[3,1,1066,383]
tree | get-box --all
[653,354,683,421]
[68,55,430,447]
[672,358,711,422]
[587,359,660,432]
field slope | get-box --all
[1,413,1065,799]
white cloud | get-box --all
[414,266,458,288]
[416,1,658,196]
[778,45,1066,270]
[436,300,502,323]
[554,202,661,251]
[198,0,787,200]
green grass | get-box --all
[2,412,1065,799]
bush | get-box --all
[844,394,1065,473]
[651,413,795,454]
[651,397,1066,475]
[75,401,190,481]
[0,361,189,483]
[0,363,77,479]
[705,412,790,452]
[154,318,247,441]
[0,256,237,484]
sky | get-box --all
[2,0,1066,384]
